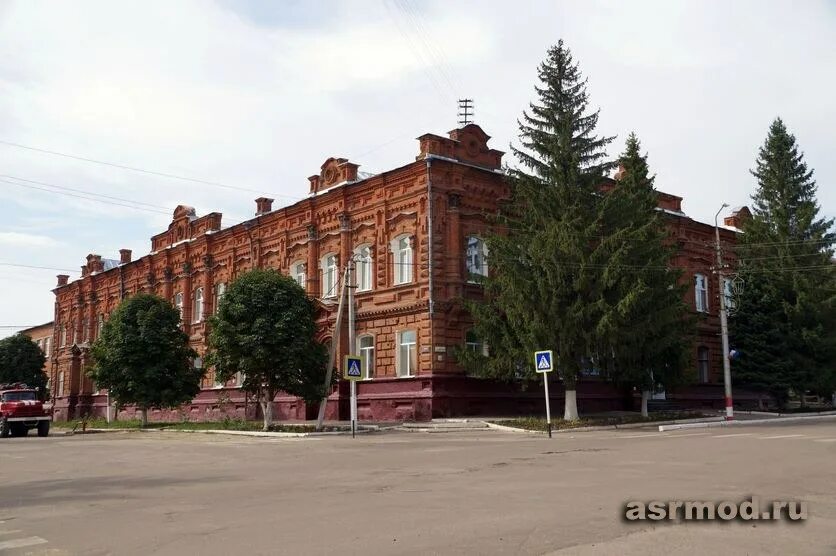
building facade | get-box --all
[47,124,748,422]
[18,321,54,391]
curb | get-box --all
[735,409,836,418]
[659,413,836,432]
[486,415,725,435]
[56,426,379,438]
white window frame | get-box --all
[465,329,489,356]
[694,274,708,313]
[358,334,375,379]
[44,337,51,359]
[321,253,338,298]
[354,245,373,292]
[174,292,184,321]
[97,314,104,337]
[391,235,413,285]
[396,330,417,378]
[57,370,65,397]
[213,283,226,314]
[291,261,307,290]
[465,236,489,281]
[722,277,734,310]
[60,324,67,347]
[193,287,204,323]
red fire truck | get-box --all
[0,383,51,438]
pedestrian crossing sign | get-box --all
[344,355,363,381]
[534,350,553,373]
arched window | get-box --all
[193,287,204,323]
[392,235,413,285]
[358,335,375,379]
[321,254,338,298]
[465,236,488,281]
[291,261,307,290]
[354,245,373,291]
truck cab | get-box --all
[0,384,51,438]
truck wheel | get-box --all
[37,421,50,437]
[0,418,9,438]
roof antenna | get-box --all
[457,99,474,126]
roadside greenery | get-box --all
[459,40,690,419]
[0,333,47,397]
[492,412,706,432]
[88,294,201,426]
[731,118,836,406]
[206,269,331,431]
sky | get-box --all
[0,0,834,337]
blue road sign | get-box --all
[344,355,363,380]
[534,350,554,373]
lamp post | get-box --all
[714,203,733,420]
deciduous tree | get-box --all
[0,334,47,397]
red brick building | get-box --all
[18,321,53,391]
[48,124,748,422]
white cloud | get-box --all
[0,231,59,248]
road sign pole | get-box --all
[348,258,357,439]
[543,371,552,438]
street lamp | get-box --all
[714,203,733,420]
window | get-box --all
[723,277,734,311]
[97,314,104,337]
[57,370,65,397]
[358,335,375,379]
[193,287,204,323]
[397,330,417,377]
[355,245,373,292]
[465,236,488,281]
[694,274,708,313]
[322,254,338,298]
[60,324,67,347]
[465,329,489,356]
[291,262,306,290]
[213,283,226,314]
[174,292,184,321]
[44,337,51,358]
[82,318,90,343]
[393,235,413,285]
[697,346,710,383]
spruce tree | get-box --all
[596,134,691,416]
[460,40,614,420]
[731,118,836,406]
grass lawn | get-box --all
[55,417,346,433]
[491,411,707,432]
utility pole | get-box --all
[315,266,348,431]
[347,256,357,439]
[714,204,733,421]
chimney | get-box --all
[308,175,321,195]
[57,274,69,287]
[119,249,132,264]
[723,206,751,229]
[255,197,274,216]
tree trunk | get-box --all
[564,389,579,420]
[641,390,650,418]
[140,408,148,427]
[261,393,274,431]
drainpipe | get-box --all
[426,159,435,370]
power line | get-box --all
[0,178,172,215]
[1,174,173,211]
[0,138,304,201]
[0,262,78,273]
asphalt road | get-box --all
[1,422,835,555]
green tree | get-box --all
[206,269,329,431]
[460,40,615,420]
[731,118,836,406]
[0,334,47,397]
[89,294,200,426]
[596,134,692,415]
